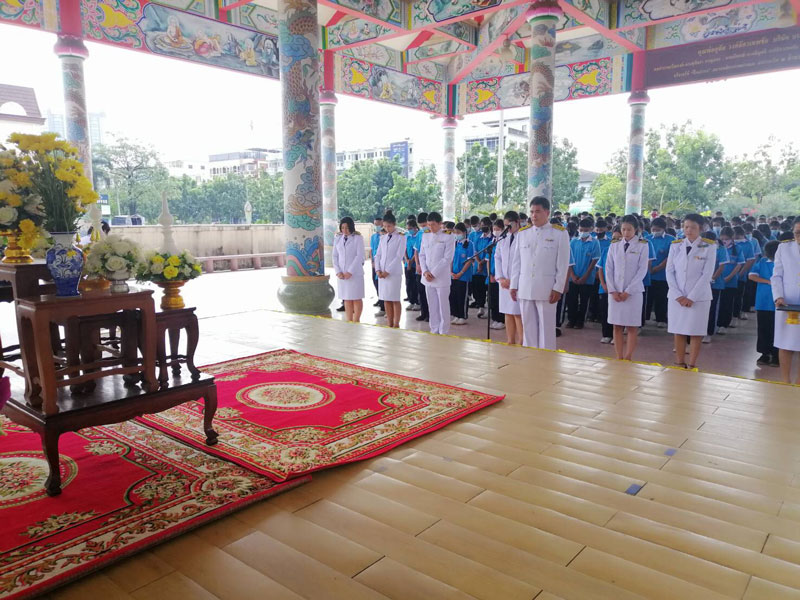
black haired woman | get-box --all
[333,216,365,323]
[666,213,717,369]
[374,211,405,328]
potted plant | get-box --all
[83,234,142,294]
[5,133,98,295]
[136,250,202,310]
[0,145,46,264]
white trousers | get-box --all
[520,299,557,350]
[426,285,451,335]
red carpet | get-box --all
[139,349,504,481]
[0,416,307,600]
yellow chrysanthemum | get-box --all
[166,255,181,267]
[151,255,165,263]
[4,193,22,208]
[9,170,31,188]
[18,218,36,233]
[163,265,179,279]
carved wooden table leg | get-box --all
[42,428,62,496]
[156,323,169,389]
[203,385,218,446]
[168,326,181,377]
[185,312,201,380]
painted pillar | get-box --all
[320,89,338,268]
[624,91,650,215]
[442,117,457,222]
[625,52,649,215]
[54,35,93,186]
[526,0,562,202]
[276,0,335,314]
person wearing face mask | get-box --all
[413,212,430,323]
[370,216,385,317]
[742,223,762,315]
[711,217,725,238]
[702,230,729,344]
[604,215,650,361]
[472,217,493,318]
[666,214,717,369]
[596,227,621,343]
[404,218,421,311]
[646,217,675,328]
[566,218,601,330]
[771,218,800,383]
[587,219,611,323]
[449,223,475,325]
[749,240,779,367]
[374,212,406,328]
[716,227,744,334]
[496,211,523,344]
[419,212,456,335]
[770,220,781,240]
[732,226,755,325]
[486,219,506,331]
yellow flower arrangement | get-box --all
[136,250,203,283]
[0,143,46,247]
[4,133,97,234]
[163,265,179,279]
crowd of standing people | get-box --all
[331,200,800,384]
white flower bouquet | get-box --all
[83,234,142,281]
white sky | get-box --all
[2,25,799,174]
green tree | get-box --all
[383,164,442,218]
[500,145,527,208]
[552,138,584,210]
[247,172,284,224]
[94,137,164,216]
[338,161,378,222]
[457,143,496,211]
[590,173,625,214]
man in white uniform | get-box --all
[510,196,571,350]
[419,211,456,335]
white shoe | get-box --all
[657,322,666,329]
[455,318,467,325]
[490,321,505,330]
[375,310,385,317]
[702,335,711,344]
[717,327,727,334]
[413,304,421,311]
[450,316,457,324]
[740,314,748,321]
[406,304,415,310]
[477,308,486,318]
[600,337,612,344]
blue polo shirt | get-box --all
[474,234,493,276]
[735,240,755,281]
[711,244,730,291]
[569,236,601,285]
[370,232,381,258]
[642,239,656,286]
[749,237,761,272]
[452,239,475,282]
[596,243,611,294]
[752,258,776,312]
[722,245,744,288]
[649,233,676,282]
[405,230,419,262]
[596,235,611,256]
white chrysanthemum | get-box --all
[150,261,164,275]
[0,179,16,194]
[105,255,128,272]
[182,266,192,277]
[111,240,131,256]
[0,206,18,225]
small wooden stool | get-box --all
[156,307,201,388]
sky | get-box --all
[2,25,800,175]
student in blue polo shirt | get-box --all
[749,240,779,366]
[596,226,621,343]
[450,223,475,326]
[716,226,744,334]
[370,215,385,316]
[566,218,601,329]
[742,222,762,314]
[732,225,755,324]
[639,219,656,328]
[703,231,730,343]
[413,212,430,323]
[472,217,493,319]
[404,217,420,311]
[646,217,675,328]
[587,218,611,322]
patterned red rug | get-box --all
[0,417,307,600]
[139,349,504,481]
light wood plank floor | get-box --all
[43,311,800,600]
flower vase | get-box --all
[108,271,130,294]
[79,276,111,294]
[0,230,34,264]
[157,280,186,310]
[45,233,83,297]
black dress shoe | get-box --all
[555,328,562,337]
[336,305,346,312]
[565,322,575,329]
[416,315,427,322]
[373,301,381,307]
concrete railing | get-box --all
[198,252,286,272]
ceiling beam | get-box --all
[326,10,348,27]
[558,0,641,52]
[406,31,436,50]
[218,0,253,16]
[615,0,772,30]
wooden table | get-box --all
[2,373,218,496]
[16,289,158,414]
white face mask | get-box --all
[493,230,502,237]
[456,234,465,241]
[579,231,591,239]
[652,230,664,238]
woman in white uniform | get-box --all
[666,213,716,369]
[495,211,522,345]
[771,218,800,384]
[332,216,365,323]
[374,211,405,328]
[604,215,650,361]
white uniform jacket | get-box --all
[665,236,716,302]
[374,231,406,277]
[494,232,513,281]
[509,223,571,301]
[605,236,650,295]
[771,240,800,305]
[332,233,365,277]
[419,230,456,288]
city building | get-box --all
[463,116,529,154]
[165,158,210,183]
[568,168,600,214]
[44,109,105,147]
[0,84,45,141]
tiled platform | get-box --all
[29,309,800,600]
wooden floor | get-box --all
[42,311,800,600]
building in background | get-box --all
[44,109,106,147]
[568,169,599,214]
[464,117,528,154]
[166,158,210,183]
[0,84,45,141]
[207,148,281,178]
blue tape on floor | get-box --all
[625,483,643,495]
[664,448,677,456]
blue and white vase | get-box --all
[46,232,84,297]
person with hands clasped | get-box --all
[496,211,523,344]
[374,211,406,329]
[449,222,475,325]
[666,213,717,369]
[604,215,651,361]
[510,197,571,350]
[419,211,456,335]
[770,218,800,383]
[332,216,365,323]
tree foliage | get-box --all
[552,138,584,210]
